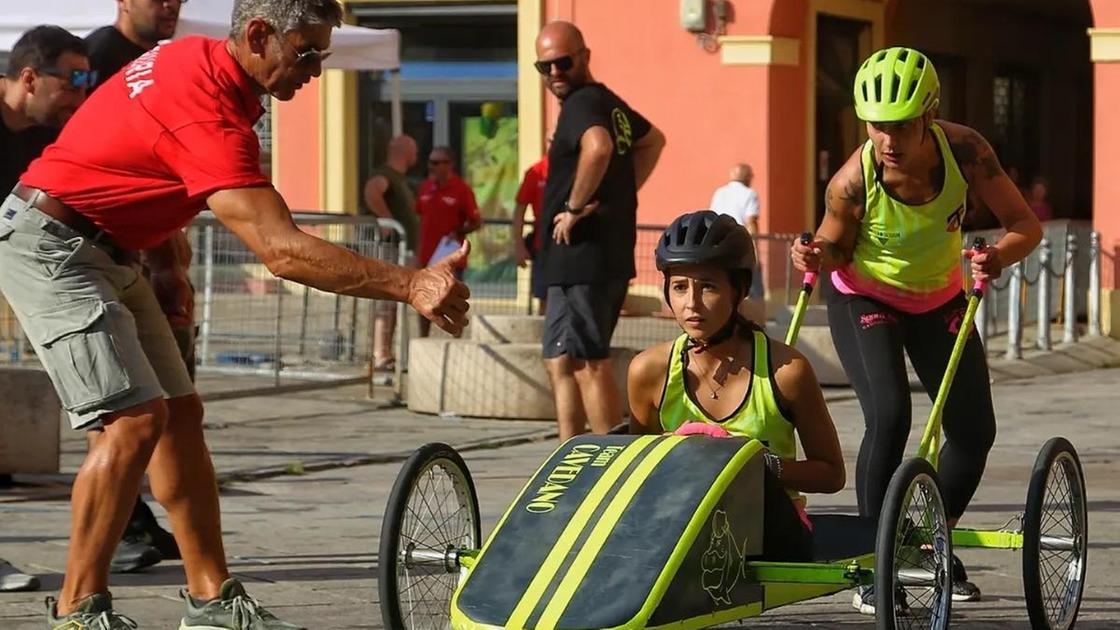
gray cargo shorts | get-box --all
[0,193,195,430]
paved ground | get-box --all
[2,345,1120,628]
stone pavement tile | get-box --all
[1053,341,1120,366]
[989,360,1052,382]
[1022,349,1107,374]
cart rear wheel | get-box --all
[1023,437,1088,630]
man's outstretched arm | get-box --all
[208,186,471,334]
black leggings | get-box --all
[828,291,996,520]
[761,469,814,561]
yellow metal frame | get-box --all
[952,528,1025,550]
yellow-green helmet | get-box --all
[853,47,940,122]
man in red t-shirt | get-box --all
[0,2,470,628]
[415,146,482,337]
[512,154,549,314]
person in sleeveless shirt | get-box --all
[362,134,420,370]
[791,47,1042,611]
[628,211,845,561]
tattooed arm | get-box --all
[792,148,865,273]
[793,149,864,273]
[944,121,1042,281]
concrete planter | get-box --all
[0,366,61,474]
[407,338,634,420]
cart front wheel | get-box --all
[379,443,482,630]
[875,457,952,630]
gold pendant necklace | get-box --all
[694,356,730,400]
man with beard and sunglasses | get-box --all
[534,21,666,440]
[0,24,92,595]
[86,0,189,577]
[0,1,469,628]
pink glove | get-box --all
[673,422,732,438]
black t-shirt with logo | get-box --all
[541,83,651,285]
[0,119,56,195]
[85,26,147,94]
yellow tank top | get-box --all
[659,330,801,503]
[850,123,967,293]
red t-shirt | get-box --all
[515,157,549,251]
[22,37,270,250]
[416,174,481,268]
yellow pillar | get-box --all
[319,69,359,215]
[516,0,545,311]
[518,0,544,173]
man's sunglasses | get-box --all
[533,51,582,76]
[278,37,332,66]
[40,68,99,91]
[429,159,451,166]
[293,47,332,65]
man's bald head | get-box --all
[537,21,585,53]
[387,135,418,168]
[535,21,592,100]
[730,163,753,185]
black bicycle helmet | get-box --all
[655,210,756,273]
[656,211,759,351]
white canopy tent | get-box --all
[0,1,403,134]
[0,0,400,71]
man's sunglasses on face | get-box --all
[429,159,451,166]
[279,37,332,66]
[40,68,99,91]
[534,52,580,76]
[293,47,332,65]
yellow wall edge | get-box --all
[1102,288,1120,338]
[320,69,359,214]
[517,0,544,310]
[1089,28,1120,63]
[719,36,800,66]
[518,0,544,174]
[270,97,281,186]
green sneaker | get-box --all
[46,592,138,629]
[178,578,305,630]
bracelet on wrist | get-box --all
[763,452,783,479]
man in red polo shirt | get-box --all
[415,146,482,337]
[512,152,549,314]
[0,1,470,628]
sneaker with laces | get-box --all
[950,554,981,602]
[179,578,305,630]
[851,584,910,616]
[46,592,138,630]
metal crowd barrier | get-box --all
[965,221,1100,359]
[186,211,407,398]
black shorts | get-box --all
[542,281,628,360]
[530,259,548,300]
